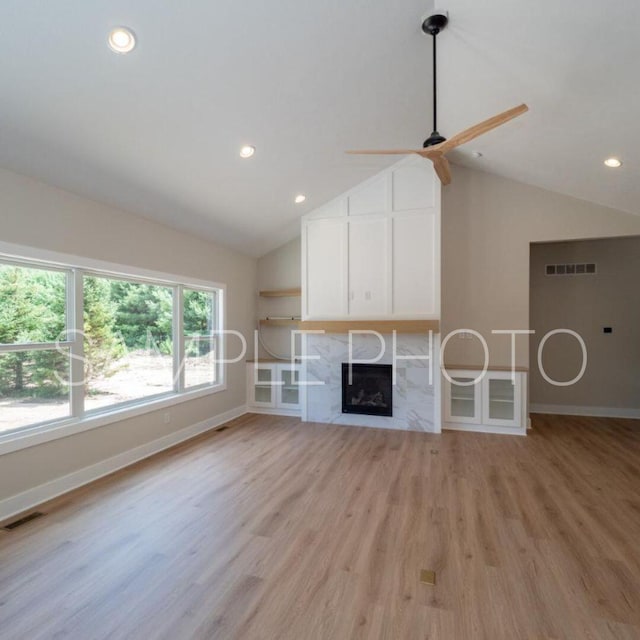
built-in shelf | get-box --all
[247,358,301,363]
[259,288,302,298]
[445,363,529,372]
[259,318,300,327]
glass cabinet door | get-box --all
[482,372,522,427]
[488,379,515,421]
[278,366,300,409]
[445,373,482,424]
[250,365,276,407]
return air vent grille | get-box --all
[545,263,597,276]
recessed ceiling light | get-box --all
[239,145,255,158]
[108,27,136,54]
[294,194,306,204]
[604,157,622,168]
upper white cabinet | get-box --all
[348,217,388,316]
[392,213,437,316]
[304,218,347,319]
[302,156,440,320]
[392,164,436,210]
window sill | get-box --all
[0,383,227,456]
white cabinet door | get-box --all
[277,364,300,411]
[392,213,437,317]
[348,217,388,316]
[247,364,277,408]
[303,218,346,319]
[482,371,523,428]
[444,371,482,424]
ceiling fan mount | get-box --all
[421,13,449,37]
[346,12,529,186]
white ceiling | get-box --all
[1,1,639,256]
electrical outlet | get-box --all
[163,412,171,424]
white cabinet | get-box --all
[301,156,440,321]
[392,213,438,316]
[247,362,301,416]
[348,217,388,316]
[304,218,347,319]
[444,369,527,435]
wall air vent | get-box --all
[545,263,597,276]
[2,511,45,531]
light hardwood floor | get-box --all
[1,413,639,639]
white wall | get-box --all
[0,168,256,503]
[530,237,640,411]
[441,166,640,367]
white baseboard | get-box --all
[248,407,301,418]
[0,404,248,523]
[530,404,640,419]
[443,422,526,437]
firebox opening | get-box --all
[341,363,393,417]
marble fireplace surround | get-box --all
[302,331,440,433]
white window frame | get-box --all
[0,241,226,456]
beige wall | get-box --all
[256,237,301,359]
[0,168,256,501]
[529,236,640,410]
[441,166,640,367]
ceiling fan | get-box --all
[346,13,529,186]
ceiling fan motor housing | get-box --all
[423,132,446,148]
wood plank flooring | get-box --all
[1,413,639,639]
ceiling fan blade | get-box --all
[438,103,529,153]
[431,155,452,186]
[346,149,437,157]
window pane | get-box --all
[183,289,217,388]
[83,276,174,412]
[0,263,67,345]
[183,289,216,336]
[184,337,217,388]
[0,348,70,433]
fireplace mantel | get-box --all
[297,320,439,334]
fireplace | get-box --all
[341,363,393,417]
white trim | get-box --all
[530,403,640,419]
[0,404,248,523]
[247,408,301,418]
[0,383,226,455]
[443,422,527,436]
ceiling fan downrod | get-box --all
[421,13,449,148]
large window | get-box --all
[0,256,223,438]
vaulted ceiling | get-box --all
[1,1,638,256]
